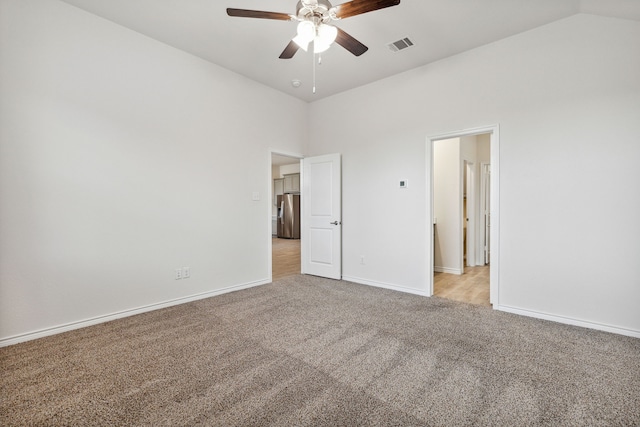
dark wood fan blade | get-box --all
[279,40,300,59]
[333,0,400,19]
[335,27,368,56]
[226,8,292,20]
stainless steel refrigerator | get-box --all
[277,194,300,239]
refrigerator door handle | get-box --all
[279,201,284,224]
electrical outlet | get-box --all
[360,256,365,265]
[175,268,182,280]
[182,267,190,279]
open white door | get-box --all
[301,154,341,279]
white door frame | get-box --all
[268,149,304,283]
[427,125,500,306]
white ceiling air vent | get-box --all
[387,37,414,53]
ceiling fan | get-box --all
[227,0,401,59]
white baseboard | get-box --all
[7,278,636,347]
[495,304,640,339]
[344,277,639,338]
[0,278,271,348]
[434,266,463,275]
[342,275,429,297]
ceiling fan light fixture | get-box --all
[313,23,337,53]
[293,34,310,51]
[313,38,331,53]
[318,23,337,41]
[228,0,402,61]
[295,20,315,43]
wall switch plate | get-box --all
[252,192,260,201]
[360,256,365,265]
[399,180,408,188]
[175,268,182,280]
[182,267,190,278]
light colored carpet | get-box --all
[1,275,639,426]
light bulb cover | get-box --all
[296,21,315,44]
[317,24,337,44]
[314,24,337,53]
[314,39,331,53]
[293,34,309,51]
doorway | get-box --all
[270,151,303,282]
[268,151,343,283]
[428,126,499,306]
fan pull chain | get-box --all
[312,53,316,94]
[312,54,322,94]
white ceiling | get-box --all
[59,0,640,102]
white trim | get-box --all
[434,266,463,275]
[496,304,640,339]
[343,275,429,297]
[427,125,500,306]
[269,148,305,160]
[426,138,434,296]
[0,279,270,348]
[489,129,500,305]
[428,125,499,142]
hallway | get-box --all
[272,237,300,281]
[434,266,490,306]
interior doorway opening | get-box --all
[270,152,303,282]
[428,126,499,307]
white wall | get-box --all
[433,138,462,274]
[477,134,490,164]
[271,165,280,218]
[0,0,307,343]
[2,4,639,343]
[307,14,640,335]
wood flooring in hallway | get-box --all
[272,236,301,281]
[434,266,490,306]
[273,235,489,307]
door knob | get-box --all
[330,221,341,225]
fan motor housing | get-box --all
[296,0,333,22]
